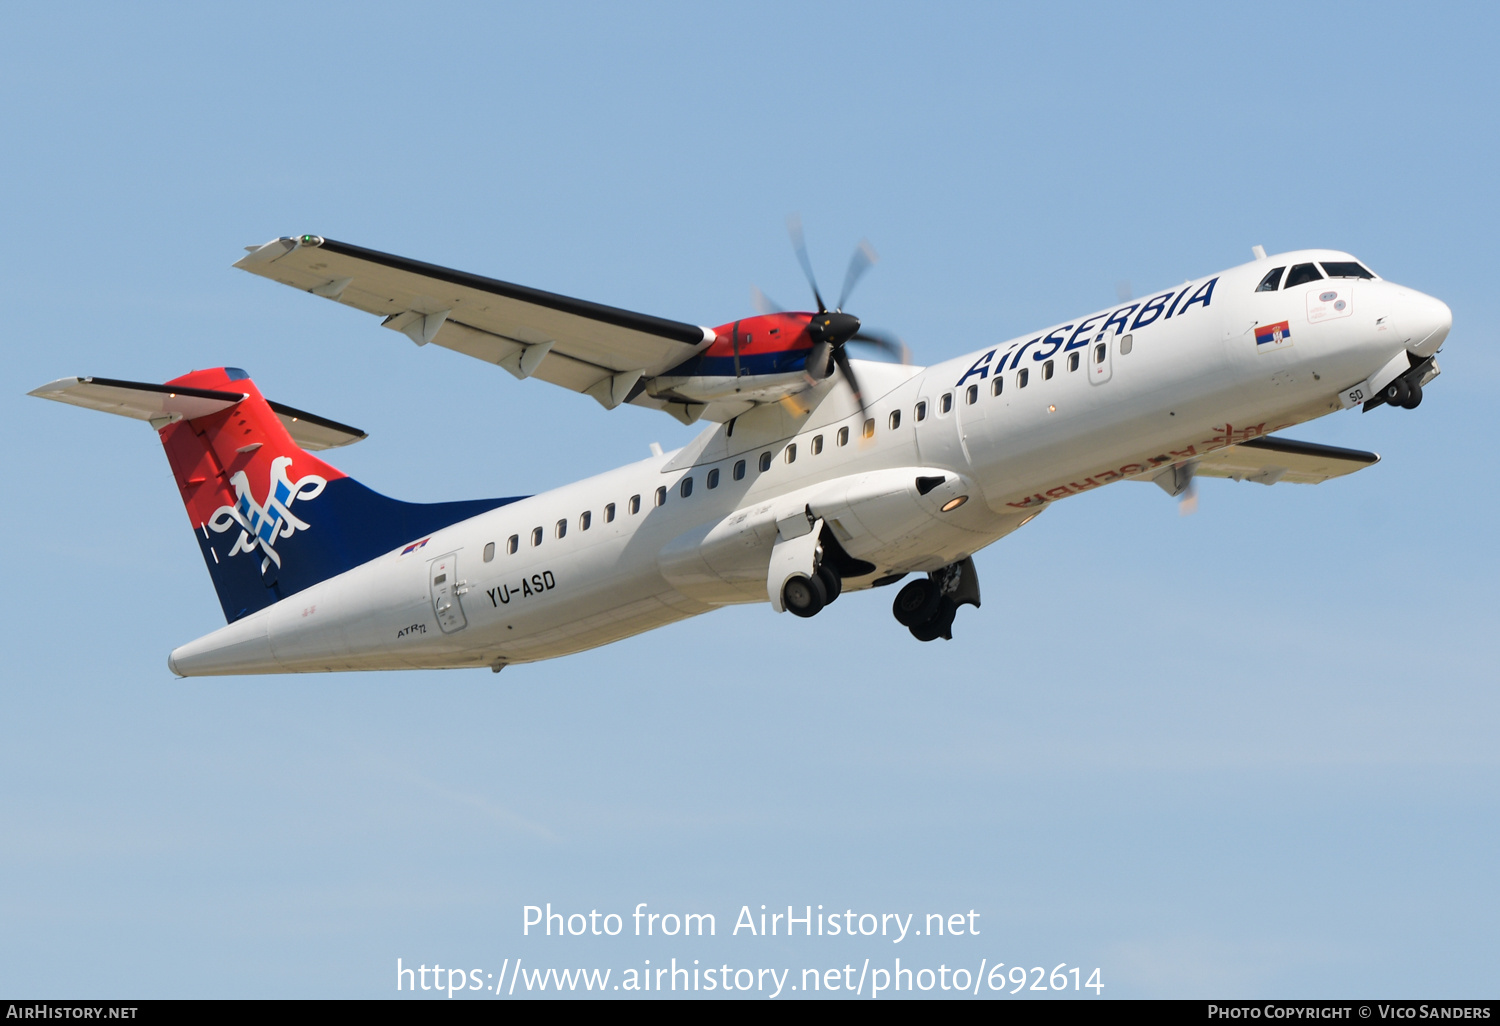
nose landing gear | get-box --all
[1366,354,1437,412]
[891,557,981,642]
[1382,376,1423,410]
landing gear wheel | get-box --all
[782,573,828,618]
[892,578,941,627]
[1383,377,1411,407]
[909,601,957,642]
[1402,381,1423,409]
[816,565,842,604]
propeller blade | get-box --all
[1178,477,1199,516]
[750,285,783,316]
[832,343,866,416]
[1167,461,1197,515]
[837,239,878,311]
[850,330,911,364]
[786,213,826,313]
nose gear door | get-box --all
[429,552,468,634]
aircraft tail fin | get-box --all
[30,367,520,623]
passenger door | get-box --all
[429,553,468,633]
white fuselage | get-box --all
[168,250,1452,675]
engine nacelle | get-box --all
[646,312,829,405]
[657,466,997,605]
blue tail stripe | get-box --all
[198,478,524,622]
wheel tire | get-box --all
[1384,377,1411,407]
[892,578,941,627]
[1403,381,1424,409]
[782,573,827,618]
[816,565,842,604]
[909,618,945,642]
[909,602,956,642]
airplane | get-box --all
[29,232,1452,675]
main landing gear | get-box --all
[782,564,843,618]
[779,526,865,618]
[891,557,981,642]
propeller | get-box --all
[750,285,783,316]
[777,214,909,415]
[1178,467,1199,516]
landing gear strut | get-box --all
[891,557,981,642]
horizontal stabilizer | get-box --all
[1193,435,1379,485]
[266,401,367,451]
[29,376,243,425]
[30,375,366,450]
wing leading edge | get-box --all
[234,235,721,422]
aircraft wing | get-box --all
[1193,436,1379,485]
[234,235,716,422]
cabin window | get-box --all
[629,494,641,514]
[862,418,875,439]
[940,393,953,414]
[1042,359,1054,380]
[1094,342,1106,364]
[811,434,824,455]
[915,400,928,421]
[733,459,746,480]
[483,542,495,562]
[531,527,543,547]
[555,518,567,539]
[1120,333,1133,355]
[707,468,720,489]
[580,510,592,531]
[507,534,519,554]
[889,410,901,430]
[655,486,667,507]
[680,477,693,498]
[1067,352,1079,372]
[1256,266,1285,292]
[991,377,1004,396]
[837,426,849,446]
[759,451,772,472]
[604,503,616,523]
[965,384,978,404]
[785,444,797,464]
[1284,262,1325,288]
[1017,368,1030,388]
[1321,261,1375,279]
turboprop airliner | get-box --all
[29,233,1452,675]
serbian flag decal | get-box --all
[1255,320,1292,347]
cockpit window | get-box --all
[1283,263,1325,288]
[1320,261,1375,279]
[1256,267,1285,292]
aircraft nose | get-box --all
[1403,290,1452,357]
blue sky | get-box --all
[2,1,1495,998]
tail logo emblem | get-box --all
[208,456,327,574]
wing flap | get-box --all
[1194,435,1379,485]
[234,236,714,409]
